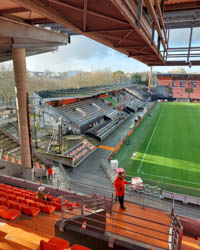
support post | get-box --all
[12,48,33,180]
[148,67,152,92]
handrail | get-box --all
[60,194,172,250]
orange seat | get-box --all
[51,202,61,211]
[71,244,91,250]
[0,192,8,199]
[17,159,21,164]
[21,205,40,217]
[0,207,21,221]
[0,198,8,206]
[40,237,70,250]
[8,201,22,211]
[8,194,18,202]
[0,205,8,210]
[28,200,40,208]
[3,155,8,161]
[10,157,15,163]
[40,204,56,214]
[35,162,40,168]
[16,197,27,204]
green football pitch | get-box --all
[113,102,200,196]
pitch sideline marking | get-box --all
[140,171,200,186]
[137,105,163,173]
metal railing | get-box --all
[59,193,173,250]
[171,209,183,250]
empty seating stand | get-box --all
[87,111,130,141]
[64,140,96,167]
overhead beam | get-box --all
[163,61,200,66]
[114,30,134,47]
[165,20,200,29]
[164,2,200,12]
[0,47,56,63]
[83,0,88,31]
[0,7,28,14]
[155,0,167,45]
[0,16,69,44]
[144,0,167,52]
[48,0,129,25]
[87,28,133,33]
[12,0,132,57]
[111,0,165,64]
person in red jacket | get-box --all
[48,166,53,180]
[114,172,130,209]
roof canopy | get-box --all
[0,0,199,65]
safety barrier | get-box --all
[59,193,174,250]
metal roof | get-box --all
[34,82,134,101]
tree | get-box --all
[131,73,142,83]
[168,68,187,74]
[131,73,148,85]
[113,70,127,82]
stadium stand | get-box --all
[64,140,96,167]
[0,128,51,177]
[157,74,200,101]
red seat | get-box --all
[0,192,8,199]
[16,197,27,204]
[0,205,8,210]
[40,237,70,250]
[40,204,56,214]
[71,244,91,250]
[21,205,40,217]
[0,198,8,206]
[8,194,18,202]
[28,200,40,208]
[0,207,21,221]
[8,201,22,211]
[51,202,61,211]
[34,197,43,203]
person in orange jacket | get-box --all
[114,172,130,209]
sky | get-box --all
[25,27,200,74]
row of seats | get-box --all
[65,140,95,166]
[40,237,90,250]
[0,204,21,221]
[88,112,129,141]
[0,183,81,216]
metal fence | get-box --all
[59,193,181,250]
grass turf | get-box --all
[113,102,200,196]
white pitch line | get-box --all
[137,105,163,173]
[140,171,200,186]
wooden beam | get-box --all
[48,0,129,25]
[114,30,134,47]
[164,2,200,12]
[144,0,167,52]
[0,7,28,14]
[83,0,88,32]
[155,0,167,45]
[0,16,69,44]
[86,28,133,33]
[111,0,165,64]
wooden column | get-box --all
[12,48,33,180]
[148,67,152,92]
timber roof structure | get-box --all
[0,0,199,66]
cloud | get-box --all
[169,27,200,47]
[26,36,111,72]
